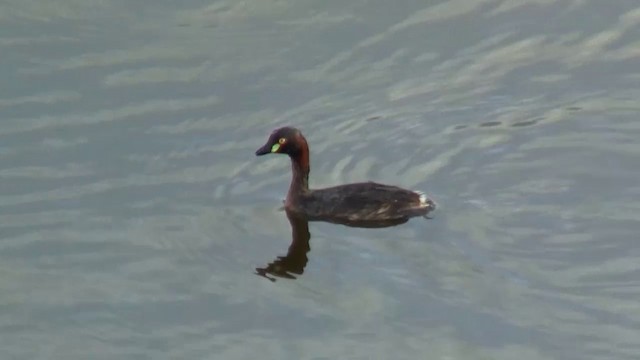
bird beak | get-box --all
[255,142,272,156]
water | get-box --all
[1,0,640,359]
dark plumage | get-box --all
[255,127,435,226]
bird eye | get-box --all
[278,138,286,145]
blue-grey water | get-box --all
[2,1,640,359]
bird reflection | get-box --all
[255,210,415,281]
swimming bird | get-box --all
[255,126,435,226]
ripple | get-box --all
[0,96,220,135]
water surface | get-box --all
[1,0,640,359]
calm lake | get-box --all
[1,0,640,359]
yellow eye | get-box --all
[278,138,286,145]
